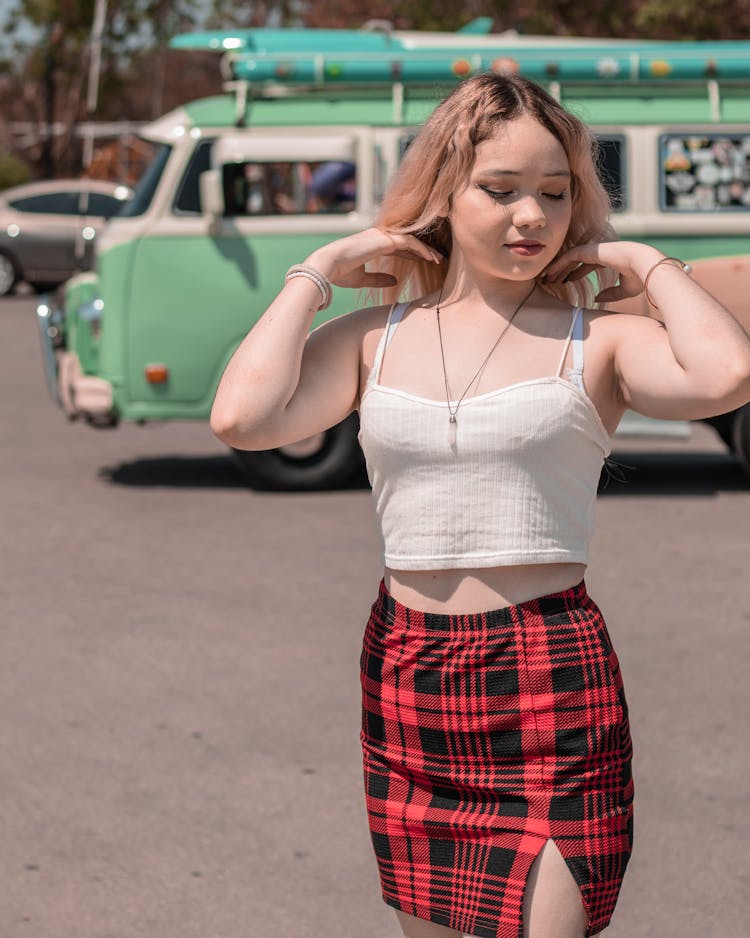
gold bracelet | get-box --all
[643,256,692,309]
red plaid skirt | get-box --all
[360,579,633,938]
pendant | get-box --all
[448,413,457,446]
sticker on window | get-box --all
[661,135,750,211]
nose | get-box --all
[511,194,546,229]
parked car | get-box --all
[0,179,132,296]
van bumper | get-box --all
[36,299,117,425]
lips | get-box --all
[506,241,544,255]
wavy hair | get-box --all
[373,73,617,307]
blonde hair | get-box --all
[373,73,617,307]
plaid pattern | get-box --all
[360,580,633,938]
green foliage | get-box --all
[0,150,32,190]
[288,0,750,38]
[634,0,750,39]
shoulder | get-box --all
[310,298,430,363]
[303,304,396,377]
[580,305,666,345]
[578,304,665,337]
[308,303,393,344]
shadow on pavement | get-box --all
[99,455,248,489]
[598,450,748,496]
[100,450,747,496]
[99,455,371,491]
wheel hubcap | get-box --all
[0,256,15,295]
[278,432,326,459]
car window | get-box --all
[7,191,80,214]
[84,192,129,218]
[173,138,215,214]
[119,142,172,218]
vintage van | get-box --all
[37,24,750,488]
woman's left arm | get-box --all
[545,241,750,420]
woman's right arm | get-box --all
[210,228,442,450]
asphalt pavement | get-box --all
[1,295,748,937]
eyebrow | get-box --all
[480,169,571,178]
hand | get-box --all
[305,227,444,290]
[542,241,663,304]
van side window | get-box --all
[174,138,215,214]
[399,134,417,159]
[595,136,625,212]
[660,133,750,211]
[399,132,626,212]
[222,160,356,216]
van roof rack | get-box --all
[170,26,750,86]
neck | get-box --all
[438,268,540,318]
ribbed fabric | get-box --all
[358,305,612,571]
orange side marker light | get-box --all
[145,364,169,384]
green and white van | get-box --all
[37,23,750,488]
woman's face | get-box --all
[448,112,573,282]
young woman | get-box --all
[210,75,750,938]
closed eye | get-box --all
[476,184,512,200]
[476,184,568,202]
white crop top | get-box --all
[358,303,612,570]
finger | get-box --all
[562,263,599,283]
[543,260,586,282]
[544,264,594,284]
[340,272,398,289]
[544,242,607,279]
[383,231,445,264]
[594,285,638,303]
[362,272,399,287]
[392,248,444,264]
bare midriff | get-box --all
[384,562,587,614]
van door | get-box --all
[123,127,374,420]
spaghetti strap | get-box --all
[555,307,582,377]
[572,305,584,373]
[371,301,409,385]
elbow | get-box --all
[210,402,249,447]
[210,406,239,446]
[210,401,273,449]
[726,351,750,404]
[705,353,750,414]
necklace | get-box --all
[435,283,536,443]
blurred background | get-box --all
[1,0,749,186]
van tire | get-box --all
[731,403,750,478]
[0,251,19,296]
[231,412,365,491]
[30,280,62,294]
[703,412,735,449]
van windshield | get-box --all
[118,142,172,217]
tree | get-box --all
[1,0,748,181]
[0,1,214,177]
[288,0,750,38]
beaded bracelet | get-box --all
[285,264,333,311]
[643,256,692,309]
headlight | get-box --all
[79,297,104,337]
